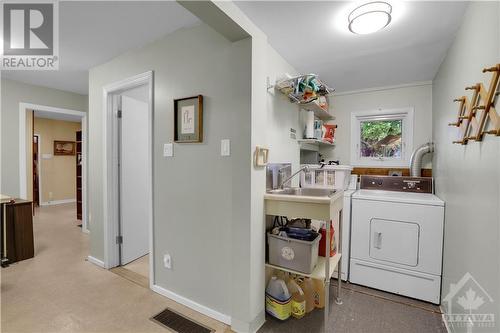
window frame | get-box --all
[350,107,414,167]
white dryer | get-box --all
[349,176,444,304]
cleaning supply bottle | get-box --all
[286,278,306,319]
[312,279,325,309]
[319,221,336,257]
[265,276,291,320]
[298,277,316,313]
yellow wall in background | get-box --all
[33,117,81,203]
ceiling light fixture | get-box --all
[348,1,392,35]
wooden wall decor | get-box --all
[449,64,500,144]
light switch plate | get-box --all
[221,139,230,156]
[163,143,173,157]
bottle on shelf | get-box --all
[312,278,326,309]
[298,277,316,313]
[286,277,306,319]
[265,276,291,321]
[319,221,336,257]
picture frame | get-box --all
[174,95,203,143]
[53,140,76,156]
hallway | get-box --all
[0,204,229,333]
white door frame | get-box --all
[102,71,154,288]
[19,103,88,233]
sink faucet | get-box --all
[279,166,310,189]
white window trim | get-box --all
[350,107,414,167]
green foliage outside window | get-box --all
[360,120,402,158]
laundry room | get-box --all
[257,1,499,332]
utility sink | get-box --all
[264,187,343,225]
[266,187,336,197]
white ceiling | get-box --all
[235,1,468,92]
[34,110,82,122]
[3,1,468,95]
[2,1,200,95]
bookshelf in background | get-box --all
[76,130,82,221]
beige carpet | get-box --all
[0,203,230,333]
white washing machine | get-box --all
[349,176,444,304]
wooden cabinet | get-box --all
[76,130,82,220]
[1,200,34,264]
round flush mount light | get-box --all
[348,1,392,35]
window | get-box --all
[351,108,414,167]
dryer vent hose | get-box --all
[409,143,434,177]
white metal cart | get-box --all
[264,189,344,331]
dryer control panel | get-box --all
[360,175,433,193]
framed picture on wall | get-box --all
[174,95,203,143]
[54,141,76,156]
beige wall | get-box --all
[33,118,81,203]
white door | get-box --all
[119,94,150,265]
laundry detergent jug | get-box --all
[286,278,306,319]
[265,276,291,320]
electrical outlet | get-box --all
[163,254,172,269]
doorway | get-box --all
[18,103,88,232]
[32,114,83,229]
[103,71,153,288]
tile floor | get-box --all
[1,203,448,333]
[258,281,447,333]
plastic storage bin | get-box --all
[300,164,353,190]
[268,232,321,274]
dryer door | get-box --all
[370,218,419,266]
[351,197,444,275]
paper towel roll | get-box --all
[305,111,314,139]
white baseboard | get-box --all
[40,198,76,206]
[231,311,265,333]
[440,306,451,333]
[87,256,105,268]
[151,284,231,325]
